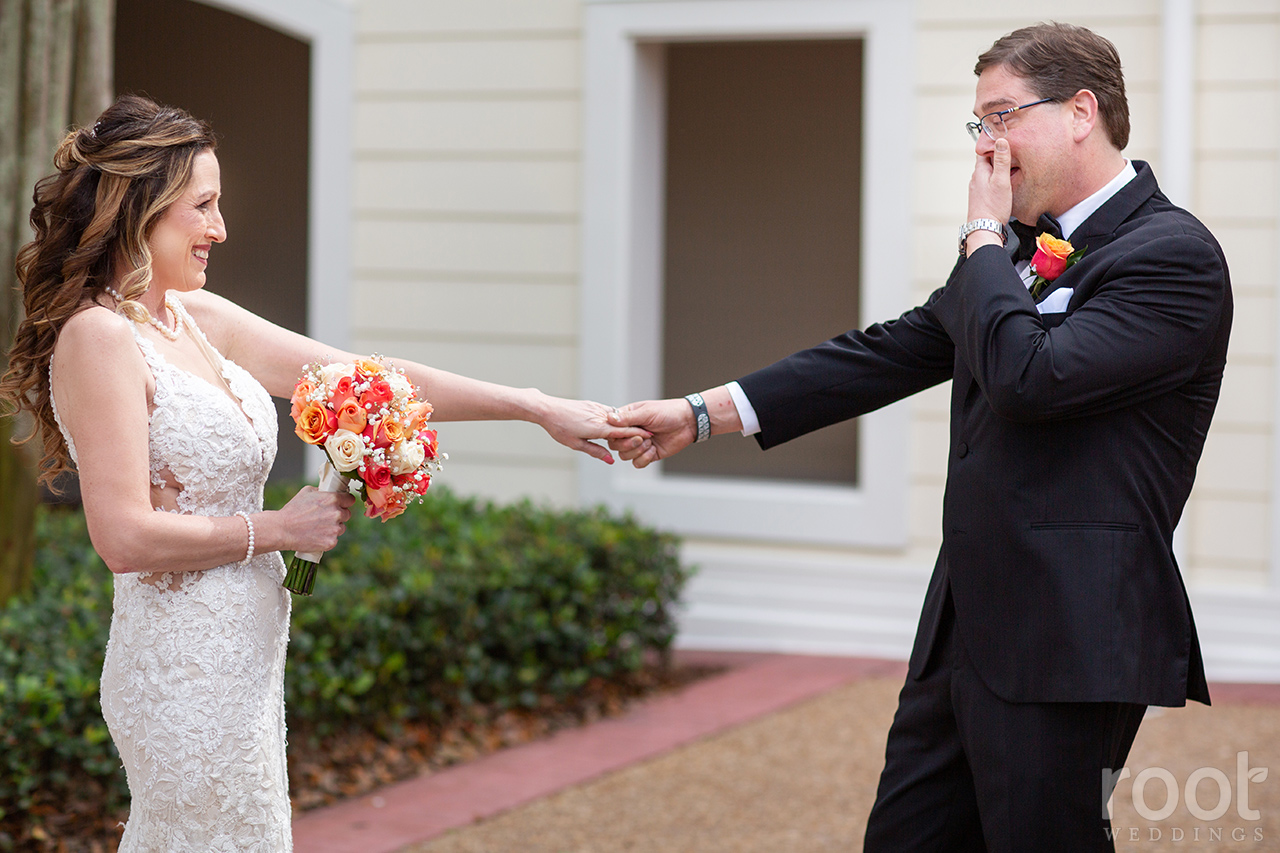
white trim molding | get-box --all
[577,0,915,548]
[673,543,932,659]
[1189,586,1280,684]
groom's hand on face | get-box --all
[607,399,696,469]
[966,137,1014,252]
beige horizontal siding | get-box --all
[354,100,580,155]
[356,39,580,93]
[353,219,578,275]
[357,0,581,35]
[915,0,1162,22]
[355,160,579,215]
[352,279,577,339]
[1182,3,1280,585]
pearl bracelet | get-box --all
[235,511,255,566]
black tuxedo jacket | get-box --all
[737,162,1230,706]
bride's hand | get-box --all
[532,392,651,464]
[275,486,355,554]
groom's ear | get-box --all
[1069,89,1100,144]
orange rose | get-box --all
[355,358,384,377]
[369,418,403,450]
[365,484,406,521]
[381,419,405,444]
[290,378,317,421]
[335,397,367,434]
[407,401,434,432]
[1030,233,1074,282]
[380,493,407,522]
[294,402,336,445]
[365,484,393,518]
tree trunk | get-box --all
[0,0,113,603]
[0,422,37,604]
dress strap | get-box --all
[47,361,79,466]
[166,294,226,373]
[117,309,167,374]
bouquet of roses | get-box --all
[283,355,444,594]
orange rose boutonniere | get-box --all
[1029,233,1086,300]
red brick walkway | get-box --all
[291,652,906,853]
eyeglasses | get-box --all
[965,97,1054,142]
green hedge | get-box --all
[0,486,688,826]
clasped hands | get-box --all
[603,386,741,469]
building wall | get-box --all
[346,0,1280,673]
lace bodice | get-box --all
[51,296,293,852]
[51,299,277,517]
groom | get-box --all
[609,22,1231,851]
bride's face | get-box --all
[148,150,226,293]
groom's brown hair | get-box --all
[975,22,1130,151]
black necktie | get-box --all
[1009,213,1063,263]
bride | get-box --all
[0,95,643,851]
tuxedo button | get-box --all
[957,442,969,458]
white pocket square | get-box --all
[1037,287,1073,314]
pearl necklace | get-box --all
[104,286,183,341]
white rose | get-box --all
[318,362,354,395]
[325,429,366,472]
[389,438,426,475]
[387,371,414,405]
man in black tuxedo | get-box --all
[608,22,1232,851]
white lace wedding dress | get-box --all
[51,298,292,851]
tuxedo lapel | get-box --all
[1067,160,1159,248]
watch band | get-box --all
[958,218,1007,254]
[685,393,711,443]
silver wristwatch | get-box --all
[958,218,1006,254]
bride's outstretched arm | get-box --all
[52,307,354,575]
[187,289,647,464]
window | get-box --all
[579,0,912,547]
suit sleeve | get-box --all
[736,287,955,449]
[933,229,1229,422]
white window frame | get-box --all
[577,0,914,547]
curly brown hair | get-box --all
[0,94,217,488]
